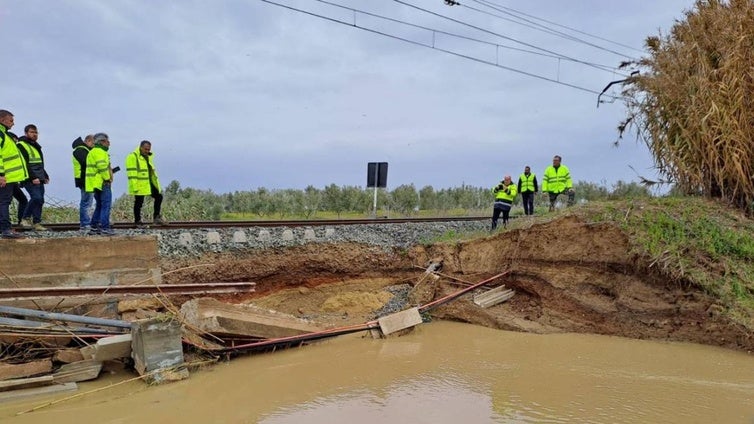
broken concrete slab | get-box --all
[0,359,52,381]
[378,307,423,336]
[180,298,322,339]
[53,360,102,383]
[0,382,77,403]
[92,334,132,361]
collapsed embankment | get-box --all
[161,213,753,352]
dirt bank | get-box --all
[163,216,753,352]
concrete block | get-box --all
[206,231,221,244]
[257,229,271,242]
[232,230,247,243]
[324,228,335,238]
[377,307,423,336]
[93,334,132,361]
[303,229,316,241]
[281,229,294,241]
[80,345,95,360]
[131,318,186,384]
[178,232,193,247]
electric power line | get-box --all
[470,0,645,54]
[390,0,628,77]
[258,0,623,99]
[312,0,622,72]
[462,0,636,59]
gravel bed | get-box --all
[27,220,489,257]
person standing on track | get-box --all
[85,133,115,236]
[126,140,165,227]
[72,134,94,232]
[0,109,29,239]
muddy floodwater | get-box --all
[2,321,753,423]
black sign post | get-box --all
[367,162,388,218]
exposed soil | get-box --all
[163,216,753,351]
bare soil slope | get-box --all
[164,217,753,351]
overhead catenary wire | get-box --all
[312,0,622,72]
[390,0,629,77]
[258,0,623,99]
[461,0,637,60]
[469,0,645,54]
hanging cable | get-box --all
[258,0,623,99]
[461,0,636,59]
[391,0,627,76]
[469,0,644,54]
[311,0,622,72]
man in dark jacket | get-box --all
[17,124,49,231]
[72,134,94,232]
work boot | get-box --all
[20,218,33,229]
[99,228,116,236]
[153,216,168,225]
[135,222,149,229]
[33,223,48,231]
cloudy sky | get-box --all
[1,0,695,203]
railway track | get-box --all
[32,216,489,232]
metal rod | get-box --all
[0,305,131,329]
[0,282,256,300]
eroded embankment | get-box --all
[162,217,753,351]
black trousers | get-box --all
[133,184,163,223]
[12,184,28,224]
[0,182,18,232]
[491,202,512,230]
[521,191,535,215]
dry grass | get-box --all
[619,0,754,214]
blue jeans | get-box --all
[22,182,45,223]
[91,183,112,230]
[79,188,93,228]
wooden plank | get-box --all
[0,376,54,392]
[378,307,423,335]
[0,359,52,381]
[0,382,77,403]
[473,286,515,308]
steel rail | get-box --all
[0,282,256,300]
[33,216,489,232]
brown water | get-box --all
[1,321,753,423]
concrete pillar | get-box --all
[130,318,187,384]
